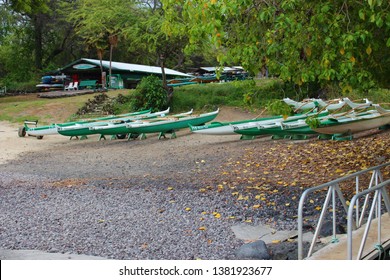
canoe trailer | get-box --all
[18,120,44,140]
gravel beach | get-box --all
[0,108,389,260]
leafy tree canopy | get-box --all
[65,0,137,51]
[7,0,49,15]
[163,0,390,91]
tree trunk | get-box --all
[32,14,44,70]
[109,44,113,88]
[97,49,105,88]
[108,35,118,89]
[160,54,168,90]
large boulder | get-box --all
[235,240,271,260]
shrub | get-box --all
[131,76,168,111]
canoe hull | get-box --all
[57,109,172,137]
[90,109,193,136]
[233,112,329,136]
[190,116,279,135]
[26,125,58,136]
[89,123,129,136]
[313,114,390,135]
[125,110,219,134]
[20,108,153,138]
[190,123,236,135]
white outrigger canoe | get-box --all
[313,105,390,135]
[283,97,371,111]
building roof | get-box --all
[61,58,193,77]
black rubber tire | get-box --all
[37,135,44,140]
[18,126,26,137]
[116,134,127,139]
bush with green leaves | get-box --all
[131,76,168,111]
[266,99,294,116]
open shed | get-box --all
[57,58,193,89]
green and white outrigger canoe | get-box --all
[190,111,324,136]
[89,109,194,137]
[123,108,220,139]
[18,108,152,139]
[190,98,373,136]
[232,111,330,137]
[56,108,170,137]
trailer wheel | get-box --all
[18,126,26,137]
[116,134,126,139]
[37,135,44,140]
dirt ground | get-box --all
[0,106,257,173]
[0,106,389,260]
[1,106,389,183]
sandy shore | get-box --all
[1,121,62,165]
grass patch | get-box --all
[0,90,128,124]
[170,78,296,113]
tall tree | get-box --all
[6,0,50,70]
[65,0,138,86]
[163,0,390,92]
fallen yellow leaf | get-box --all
[213,213,221,219]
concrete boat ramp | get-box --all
[308,213,390,260]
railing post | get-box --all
[347,180,390,260]
[299,163,389,260]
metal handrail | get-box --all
[347,179,390,259]
[298,162,390,260]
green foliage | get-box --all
[1,0,80,87]
[266,100,294,117]
[170,79,290,112]
[76,93,109,115]
[305,116,321,129]
[163,0,390,90]
[65,0,136,51]
[5,80,39,93]
[109,93,134,114]
[131,76,168,111]
[8,0,50,14]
